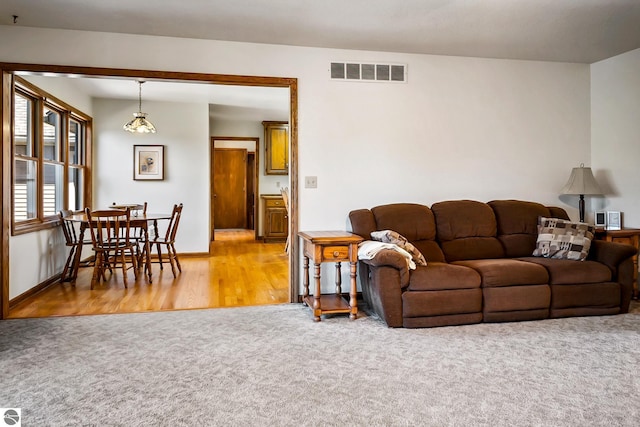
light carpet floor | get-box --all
[1,303,639,426]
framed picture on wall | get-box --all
[134,145,164,180]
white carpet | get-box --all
[1,304,639,426]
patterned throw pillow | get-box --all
[370,230,428,266]
[532,217,595,261]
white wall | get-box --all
[1,25,593,294]
[591,48,640,228]
[305,56,590,228]
[93,98,209,252]
[21,75,94,115]
[9,228,67,299]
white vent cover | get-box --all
[330,62,407,83]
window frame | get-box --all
[11,76,93,235]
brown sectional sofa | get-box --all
[349,200,637,328]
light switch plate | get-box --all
[305,176,317,188]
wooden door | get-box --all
[213,148,247,229]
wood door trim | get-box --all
[1,63,299,317]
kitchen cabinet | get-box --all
[261,195,288,242]
[263,121,289,175]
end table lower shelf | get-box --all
[303,294,353,317]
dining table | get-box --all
[64,211,173,284]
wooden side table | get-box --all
[595,228,640,298]
[298,231,363,322]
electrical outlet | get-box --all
[305,176,317,188]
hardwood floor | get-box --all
[9,229,289,319]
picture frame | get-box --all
[133,145,164,180]
[606,211,622,231]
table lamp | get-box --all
[560,163,602,223]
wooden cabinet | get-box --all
[596,228,640,298]
[263,121,289,175]
[261,195,288,242]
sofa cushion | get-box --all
[370,230,427,266]
[453,259,549,287]
[407,262,481,291]
[371,203,435,241]
[348,209,378,240]
[550,282,620,309]
[489,200,559,258]
[432,200,505,261]
[402,288,483,318]
[370,203,446,262]
[490,200,550,235]
[532,217,594,261]
[483,284,550,312]
[518,257,612,285]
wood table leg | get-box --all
[349,260,358,320]
[302,256,310,304]
[143,224,153,283]
[313,262,322,322]
[70,224,87,283]
[335,262,342,295]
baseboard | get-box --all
[9,274,61,308]
[173,252,209,258]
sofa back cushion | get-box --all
[348,208,378,239]
[370,203,445,262]
[431,200,505,262]
[488,200,570,257]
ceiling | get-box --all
[2,0,640,64]
[6,1,640,120]
[17,73,291,122]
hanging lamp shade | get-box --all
[123,81,156,134]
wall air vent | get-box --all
[330,62,407,83]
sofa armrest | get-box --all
[359,248,410,288]
[366,264,406,327]
[588,240,637,273]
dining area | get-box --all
[8,223,289,319]
[58,202,184,290]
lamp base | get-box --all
[579,194,585,223]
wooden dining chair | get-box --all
[58,209,89,284]
[143,203,183,278]
[85,207,139,289]
[112,201,148,262]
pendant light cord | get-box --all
[138,81,143,112]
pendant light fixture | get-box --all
[123,80,156,134]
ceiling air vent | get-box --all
[330,62,407,83]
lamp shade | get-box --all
[123,81,156,134]
[123,112,156,133]
[560,165,602,196]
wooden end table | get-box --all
[298,231,363,322]
[595,227,640,298]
